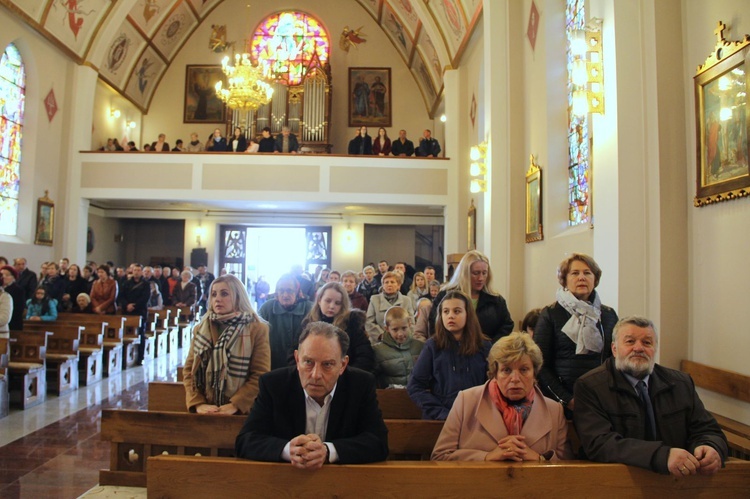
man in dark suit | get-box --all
[574,316,727,476]
[14,257,38,303]
[235,321,389,468]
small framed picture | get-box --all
[526,155,543,243]
[35,191,54,246]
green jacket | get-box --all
[373,332,424,388]
[258,298,314,370]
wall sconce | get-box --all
[469,141,488,193]
[440,114,447,123]
[110,108,121,118]
[195,224,206,247]
[127,120,137,129]
[571,18,604,117]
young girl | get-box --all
[373,306,424,388]
[407,290,491,420]
[407,271,428,308]
[147,281,164,311]
[26,287,58,321]
[300,282,375,372]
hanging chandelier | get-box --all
[215,53,274,110]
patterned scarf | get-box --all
[556,287,603,355]
[193,311,254,406]
[488,379,535,435]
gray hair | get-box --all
[298,321,350,359]
[612,316,658,346]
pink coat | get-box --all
[432,382,571,461]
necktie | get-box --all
[636,380,656,440]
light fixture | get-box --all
[440,114,447,123]
[109,108,121,118]
[127,120,137,129]
[195,223,206,247]
[215,52,274,110]
[571,18,604,117]
[469,141,488,194]
[470,179,486,193]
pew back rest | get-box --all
[58,313,125,342]
[0,337,8,375]
[22,322,82,354]
[377,388,422,419]
[9,330,47,364]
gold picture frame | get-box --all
[468,199,477,251]
[35,190,54,246]
[694,21,750,207]
[526,155,543,243]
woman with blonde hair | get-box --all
[428,250,513,342]
[300,282,374,372]
[407,271,428,308]
[365,271,414,344]
[432,332,571,461]
[183,274,271,415]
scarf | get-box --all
[488,379,535,435]
[193,311,254,406]
[556,287,603,354]
[383,292,399,305]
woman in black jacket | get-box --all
[533,253,618,415]
[347,126,373,155]
[428,250,514,343]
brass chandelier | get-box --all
[215,53,274,110]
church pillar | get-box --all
[443,69,461,261]
[61,65,98,264]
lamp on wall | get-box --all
[195,223,206,248]
[469,141,488,193]
[571,18,604,117]
[109,108,121,118]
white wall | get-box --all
[683,0,750,423]
[141,0,434,154]
[86,210,125,265]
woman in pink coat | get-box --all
[432,332,571,461]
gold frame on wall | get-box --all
[526,155,543,243]
[693,21,750,207]
[35,190,54,246]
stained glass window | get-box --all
[250,11,330,86]
[566,0,590,226]
[0,43,24,236]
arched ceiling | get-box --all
[1,0,483,114]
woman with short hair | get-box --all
[90,264,118,314]
[432,332,571,461]
[365,271,414,344]
[172,270,197,308]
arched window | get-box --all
[250,11,330,86]
[566,0,590,226]
[0,43,24,236]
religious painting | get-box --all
[152,1,196,60]
[526,155,543,243]
[349,67,392,127]
[184,65,226,123]
[128,0,173,37]
[694,25,750,207]
[35,191,54,246]
[411,53,437,112]
[99,20,146,89]
[42,0,110,57]
[380,3,413,62]
[388,0,419,38]
[124,46,166,110]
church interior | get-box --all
[0,0,749,495]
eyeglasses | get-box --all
[277,288,297,296]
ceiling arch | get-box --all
[0,0,483,114]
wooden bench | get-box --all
[99,409,443,487]
[57,314,125,376]
[77,324,105,386]
[122,315,149,367]
[681,360,750,460]
[22,321,81,396]
[7,330,47,409]
[146,382,423,420]
[165,306,193,349]
[0,337,8,418]
[148,310,179,355]
[147,457,750,498]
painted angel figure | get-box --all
[340,26,367,52]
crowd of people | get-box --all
[97,126,442,157]
[0,251,728,477]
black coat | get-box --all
[428,289,514,342]
[534,294,618,405]
[229,135,248,152]
[258,136,275,152]
[296,310,375,373]
[348,135,373,155]
[235,366,389,463]
[391,138,414,156]
[5,282,24,331]
[118,277,151,317]
[207,136,228,151]
[17,268,38,303]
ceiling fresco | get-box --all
[1,0,483,114]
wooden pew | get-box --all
[165,306,193,349]
[146,382,423,420]
[7,330,47,409]
[77,324,104,386]
[148,310,178,355]
[681,359,750,460]
[99,409,443,487]
[122,315,148,367]
[0,337,8,418]
[22,321,81,395]
[147,457,750,498]
[57,313,125,377]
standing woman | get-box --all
[365,271,414,344]
[407,271,428,309]
[183,274,270,415]
[408,290,491,420]
[0,265,24,331]
[0,281,12,337]
[229,127,248,152]
[428,250,513,342]
[40,262,65,307]
[348,126,373,155]
[207,128,228,151]
[61,264,88,312]
[172,270,197,309]
[356,265,379,304]
[373,127,392,156]
[90,264,118,315]
[300,282,375,372]
[534,253,618,413]
[341,271,368,311]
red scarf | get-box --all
[488,379,535,435]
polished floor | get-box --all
[0,349,185,499]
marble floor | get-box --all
[0,349,185,499]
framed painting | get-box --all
[184,65,227,123]
[349,67,392,127]
[526,155,543,243]
[694,23,750,207]
[35,191,54,246]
